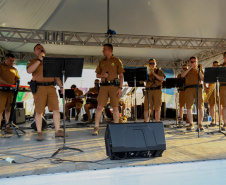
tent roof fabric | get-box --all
[0,0,226,67]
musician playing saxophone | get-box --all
[204,61,220,126]
[181,56,204,131]
[84,79,99,124]
[0,53,20,133]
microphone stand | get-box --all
[51,70,83,157]
[196,66,201,138]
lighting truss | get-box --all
[1,27,226,49]
[12,52,177,69]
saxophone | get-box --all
[204,84,215,103]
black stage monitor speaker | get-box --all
[13,108,25,124]
[105,122,166,160]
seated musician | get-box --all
[0,53,20,133]
[84,79,100,123]
[144,59,165,122]
[65,84,83,120]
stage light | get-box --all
[107,29,116,35]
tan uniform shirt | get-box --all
[185,68,203,86]
[146,68,165,88]
[72,88,83,103]
[88,87,98,94]
[27,57,54,83]
[95,55,125,82]
[0,62,20,85]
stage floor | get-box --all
[0,118,226,179]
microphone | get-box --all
[198,64,202,69]
[40,50,45,58]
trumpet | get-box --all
[144,64,152,75]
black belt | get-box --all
[146,86,161,90]
[37,82,55,86]
[100,81,115,86]
[185,84,203,89]
[100,83,114,86]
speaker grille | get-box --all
[105,122,166,159]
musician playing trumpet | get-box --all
[181,56,204,131]
[144,59,165,122]
[0,53,20,133]
[204,61,220,126]
[177,64,188,124]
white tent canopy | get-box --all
[1,0,226,68]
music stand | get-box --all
[166,78,185,128]
[204,67,226,136]
[124,67,147,122]
[43,57,84,157]
[58,89,75,99]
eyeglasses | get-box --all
[149,63,155,65]
[182,68,187,70]
[190,61,195,63]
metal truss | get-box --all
[12,51,177,69]
[181,49,225,65]
[0,46,9,58]
[1,27,226,49]
[196,49,225,62]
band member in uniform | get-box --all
[65,84,83,121]
[0,53,20,133]
[220,52,226,130]
[181,56,204,131]
[144,59,165,122]
[27,44,66,141]
[84,79,99,123]
[177,64,188,124]
[204,61,220,126]
[93,44,125,135]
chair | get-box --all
[89,108,103,122]
[69,107,83,121]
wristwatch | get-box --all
[119,87,123,90]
